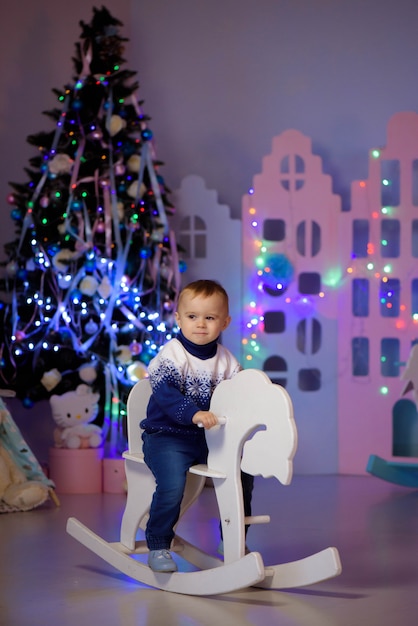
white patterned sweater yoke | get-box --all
[140,338,241,437]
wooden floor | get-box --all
[1,474,417,626]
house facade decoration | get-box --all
[172,112,418,475]
[171,175,242,360]
[338,111,418,474]
[241,130,341,474]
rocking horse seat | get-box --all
[67,369,342,595]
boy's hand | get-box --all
[192,410,219,430]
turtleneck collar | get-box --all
[177,330,218,360]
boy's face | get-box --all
[175,291,231,345]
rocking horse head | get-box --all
[208,368,297,485]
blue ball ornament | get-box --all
[59,328,72,342]
[141,128,153,141]
[71,200,83,211]
[84,258,96,272]
[139,247,152,259]
[140,350,153,365]
[70,288,82,303]
[179,260,187,273]
[262,253,294,294]
[11,208,23,221]
[47,244,60,256]
[22,397,34,409]
[16,268,28,281]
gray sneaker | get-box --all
[148,549,178,572]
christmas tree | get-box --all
[0,6,181,454]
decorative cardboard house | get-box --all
[338,111,418,474]
[172,112,418,475]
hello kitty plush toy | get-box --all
[50,384,102,449]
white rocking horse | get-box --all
[67,368,341,595]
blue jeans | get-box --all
[142,431,254,550]
[142,431,209,550]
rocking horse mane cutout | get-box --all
[208,369,297,485]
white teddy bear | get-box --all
[50,384,103,449]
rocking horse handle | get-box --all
[197,416,227,428]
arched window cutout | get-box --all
[380,278,400,317]
[352,219,369,258]
[263,284,288,297]
[263,355,287,388]
[392,399,418,457]
[381,219,400,258]
[352,337,369,376]
[179,215,207,259]
[352,279,369,317]
[381,338,400,377]
[296,318,321,354]
[412,220,418,257]
[411,278,418,315]
[381,159,400,206]
[413,160,418,206]
[280,154,305,192]
[296,221,321,257]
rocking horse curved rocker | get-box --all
[67,369,342,595]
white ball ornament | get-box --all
[79,275,99,296]
[127,154,141,173]
[97,276,112,299]
[48,153,74,175]
[52,249,76,272]
[79,363,98,383]
[108,115,126,137]
[84,318,99,335]
[117,201,125,220]
[115,345,132,365]
[127,362,148,382]
[127,180,147,199]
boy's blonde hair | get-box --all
[177,280,229,311]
